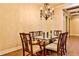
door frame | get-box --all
[63,9,71,37]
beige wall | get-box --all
[70,16,79,36]
[0,4,41,52]
[0,4,56,54]
[54,6,64,32]
[40,17,56,32]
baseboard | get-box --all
[70,34,79,36]
[0,46,22,55]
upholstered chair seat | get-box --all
[46,43,57,51]
[31,45,42,54]
[32,40,38,44]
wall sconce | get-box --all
[40,3,54,20]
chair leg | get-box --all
[65,48,67,53]
[65,43,67,53]
[63,48,65,55]
[61,49,63,56]
[23,50,25,56]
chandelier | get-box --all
[40,3,54,20]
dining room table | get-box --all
[34,35,58,56]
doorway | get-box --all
[63,10,70,37]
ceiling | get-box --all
[66,5,79,16]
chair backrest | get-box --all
[50,30,52,38]
[57,32,68,51]
[57,33,63,51]
[43,31,52,38]
[62,32,68,47]
[20,33,33,55]
[43,32,45,38]
[46,31,52,38]
[46,32,49,38]
[53,30,62,36]
[29,31,43,40]
[35,31,43,36]
[43,31,50,38]
[29,32,35,40]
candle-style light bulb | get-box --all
[52,8,54,10]
[40,7,43,10]
[48,6,50,9]
[50,9,52,12]
[45,11,47,14]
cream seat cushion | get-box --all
[32,45,41,54]
[46,43,57,51]
[32,40,38,44]
[28,45,42,54]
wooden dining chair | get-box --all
[64,32,68,53]
[19,33,42,56]
[52,30,62,44]
[35,31,43,36]
[60,32,68,55]
[29,31,43,39]
[53,32,68,52]
[45,30,52,38]
[29,31,43,44]
[50,30,52,38]
[45,32,68,56]
[53,30,62,36]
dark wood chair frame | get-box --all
[46,32,68,56]
[57,32,68,55]
[19,33,42,56]
[29,31,43,40]
[53,30,62,36]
